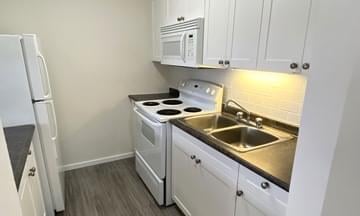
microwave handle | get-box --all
[180,33,186,63]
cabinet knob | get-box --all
[195,159,201,164]
[224,60,230,65]
[302,63,310,70]
[177,16,185,22]
[261,182,270,189]
[29,172,35,177]
[28,150,32,155]
[290,63,298,69]
[236,190,244,197]
[30,167,36,173]
[218,60,224,65]
[190,155,196,160]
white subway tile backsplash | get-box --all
[228,70,307,126]
[168,67,307,126]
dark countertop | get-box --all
[4,125,35,190]
[170,118,296,191]
[128,88,179,102]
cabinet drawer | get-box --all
[238,165,288,216]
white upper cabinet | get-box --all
[257,0,312,73]
[203,0,235,67]
[152,0,166,61]
[230,0,264,70]
[165,0,205,25]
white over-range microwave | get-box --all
[160,18,204,68]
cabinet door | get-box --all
[236,196,266,216]
[172,139,198,215]
[28,151,46,216]
[185,0,205,21]
[257,0,312,73]
[19,158,37,216]
[203,0,235,67]
[19,180,37,216]
[194,149,238,216]
[152,0,166,61]
[165,0,186,25]
[230,0,264,69]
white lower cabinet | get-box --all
[172,126,238,216]
[19,145,46,216]
[172,126,289,216]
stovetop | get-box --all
[134,98,217,123]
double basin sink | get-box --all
[182,113,295,152]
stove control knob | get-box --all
[211,90,216,95]
[206,88,210,93]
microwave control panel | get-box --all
[187,34,195,59]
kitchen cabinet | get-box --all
[230,0,264,70]
[151,0,166,61]
[172,126,239,216]
[202,0,235,67]
[257,0,312,73]
[235,195,266,216]
[172,126,290,216]
[236,165,288,216]
[203,0,312,72]
[19,145,46,216]
[164,0,205,25]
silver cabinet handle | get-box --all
[261,182,270,189]
[195,159,201,164]
[29,167,36,177]
[302,63,310,70]
[290,62,298,69]
[236,190,244,197]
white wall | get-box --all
[166,67,307,126]
[0,120,23,216]
[286,0,360,215]
[0,0,169,166]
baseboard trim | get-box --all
[61,152,134,171]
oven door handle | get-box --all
[134,107,163,128]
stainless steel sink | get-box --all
[183,114,239,132]
[210,127,279,151]
[181,113,295,152]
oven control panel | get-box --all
[179,80,224,99]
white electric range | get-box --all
[132,80,224,206]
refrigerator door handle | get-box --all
[46,101,58,141]
[37,54,51,99]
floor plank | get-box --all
[56,158,183,216]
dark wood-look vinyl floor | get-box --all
[56,158,183,216]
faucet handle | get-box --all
[255,117,263,129]
[236,112,244,120]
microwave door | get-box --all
[160,32,186,66]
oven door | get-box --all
[160,31,186,66]
[133,107,166,179]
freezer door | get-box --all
[21,34,52,100]
[33,100,65,211]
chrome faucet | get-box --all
[225,99,251,122]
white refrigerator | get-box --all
[0,34,65,213]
